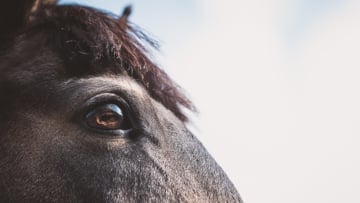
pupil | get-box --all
[97,112,122,128]
[100,113,118,122]
[86,103,128,130]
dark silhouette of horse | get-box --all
[0,0,242,202]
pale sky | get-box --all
[60,1,360,202]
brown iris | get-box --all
[85,103,130,130]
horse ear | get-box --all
[120,5,132,21]
[0,0,57,36]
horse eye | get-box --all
[85,104,131,131]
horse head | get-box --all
[0,0,242,202]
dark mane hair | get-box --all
[6,3,195,122]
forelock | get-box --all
[10,4,195,122]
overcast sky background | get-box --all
[60,1,360,202]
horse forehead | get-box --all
[61,75,147,98]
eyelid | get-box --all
[83,93,128,108]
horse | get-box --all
[0,0,242,202]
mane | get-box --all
[17,4,195,122]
